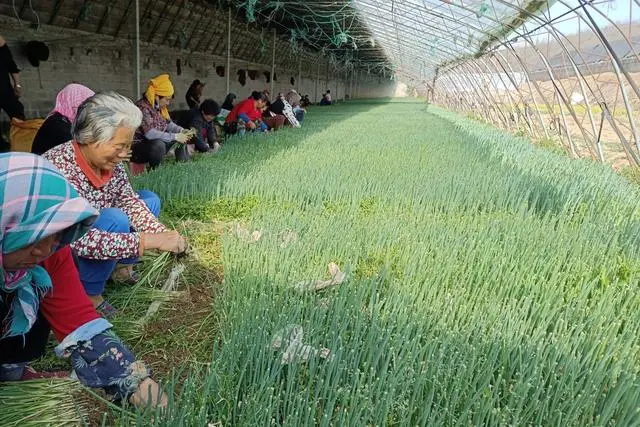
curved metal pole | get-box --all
[445,65,505,127]
[532,14,639,161]
[445,74,475,115]
[557,93,578,157]
[490,53,538,138]
[577,2,640,154]
[457,60,514,130]
[539,23,602,160]
[448,65,498,123]
[485,54,535,135]
[439,74,476,116]
[522,34,598,159]
[497,45,550,139]
[568,0,640,63]
[478,55,522,132]
[387,0,640,161]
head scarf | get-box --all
[0,153,98,338]
[144,74,175,120]
[285,90,301,106]
[222,93,236,111]
[49,83,95,122]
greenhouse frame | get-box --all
[2,0,640,425]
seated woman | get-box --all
[215,93,236,135]
[185,99,221,154]
[300,94,311,108]
[185,79,204,110]
[44,92,186,316]
[286,90,305,124]
[262,91,286,131]
[221,93,236,111]
[0,152,166,408]
[131,74,192,169]
[224,91,269,135]
[269,92,301,128]
[31,83,95,155]
[320,90,332,106]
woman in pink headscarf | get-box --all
[31,83,95,155]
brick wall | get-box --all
[0,15,363,119]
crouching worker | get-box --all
[286,90,305,124]
[44,92,187,317]
[224,91,269,135]
[31,83,95,155]
[268,92,301,128]
[0,152,167,408]
[131,74,192,169]
[185,99,221,154]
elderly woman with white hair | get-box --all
[44,92,186,317]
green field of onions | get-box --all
[129,101,640,425]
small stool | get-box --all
[128,162,147,176]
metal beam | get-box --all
[147,0,175,43]
[114,0,134,38]
[96,0,115,34]
[271,28,276,96]
[226,8,231,95]
[48,0,65,26]
[73,0,92,29]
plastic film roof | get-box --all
[220,0,553,80]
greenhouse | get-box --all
[1,0,640,425]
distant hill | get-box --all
[507,22,640,79]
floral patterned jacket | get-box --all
[44,142,167,260]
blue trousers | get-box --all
[77,190,161,296]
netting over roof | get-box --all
[219,0,554,80]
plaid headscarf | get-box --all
[0,153,98,338]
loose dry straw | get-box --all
[137,263,185,326]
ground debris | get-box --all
[137,263,185,326]
[271,324,331,365]
[232,223,263,243]
[294,262,347,292]
[279,230,298,248]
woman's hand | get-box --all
[129,377,168,409]
[143,231,186,253]
[246,121,257,130]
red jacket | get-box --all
[225,98,261,123]
[40,246,101,342]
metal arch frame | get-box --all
[508,5,636,152]
[421,0,640,166]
